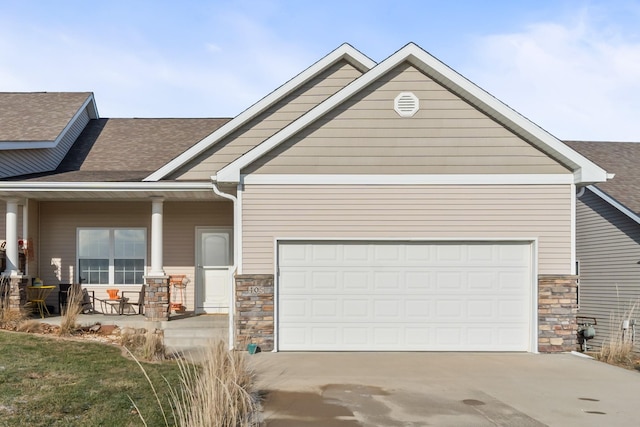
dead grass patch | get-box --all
[596,298,638,367]
[121,328,165,362]
[131,340,259,427]
[15,319,43,333]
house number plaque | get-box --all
[249,286,264,294]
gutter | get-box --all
[211,181,239,350]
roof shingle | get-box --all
[0,92,92,142]
[18,117,231,182]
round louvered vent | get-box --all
[394,92,419,117]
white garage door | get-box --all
[278,241,532,351]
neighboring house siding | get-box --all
[0,108,90,178]
[37,200,233,310]
[173,60,364,180]
[241,184,572,275]
[245,63,570,175]
[576,188,640,350]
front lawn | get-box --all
[0,330,181,426]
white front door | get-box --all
[196,228,232,314]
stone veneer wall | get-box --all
[235,274,274,351]
[144,276,170,321]
[538,275,578,353]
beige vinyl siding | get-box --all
[245,62,570,175]
[242,184,572,275]
[37,200,232,311]
[0,108,90,178]
[173,60,364,180]
[576,188,640,351]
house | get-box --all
[565,141,640,350]
[1,43,608,353]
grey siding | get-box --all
[245,63,570,175]
[0,108,90,178]
[173,60,364,180]
[576,188,640,350]
[242,184,573,275]
[37,200,233,311]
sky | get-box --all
[1,0,639,141]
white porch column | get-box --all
[4,198,20,276]
[149,197,164,276]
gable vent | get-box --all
[394,92,419,117]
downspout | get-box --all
[211,180,238,350]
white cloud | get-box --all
[465,12,640,141]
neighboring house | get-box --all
[565,141,640,350]
[1,43,608,353]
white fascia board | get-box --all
[241,174,575,185]
[587,185,640,225]
[0,93,98,151]
[143,44,376,182]
[399,44,608,184]
[218,42,607,184]
[0,181,213,193]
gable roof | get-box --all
[8,118,230,182]
[565,140,640,218]
[143,43,376,182]
[214,43,608,185]
[0,92,98,149]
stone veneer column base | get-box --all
[144,275,170,321]
[538,275,578,353]
[4,276,27,311]
[235,274,274,351]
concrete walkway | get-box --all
[250,352,640,427]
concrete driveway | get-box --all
[249,352,640,426]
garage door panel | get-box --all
[312,271,339,289]
[373,271,402,290]
[405,299,431,319]
[374,328,402,345]
[279,297,308,318]
[311,299,339,317]
[435,271,463,289]
[343,271,370,290]
[342,299,369,319]
[278,241,532,351]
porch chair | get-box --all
[121,285,145,315]
[59,284,95,314]
[57,283,72,314]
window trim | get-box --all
[77,227,147,285]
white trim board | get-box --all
[0,181,214,192]
[215,43,607,185]
[240,174,575,185]
[143,44,375,182]
[586,185,640,226]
